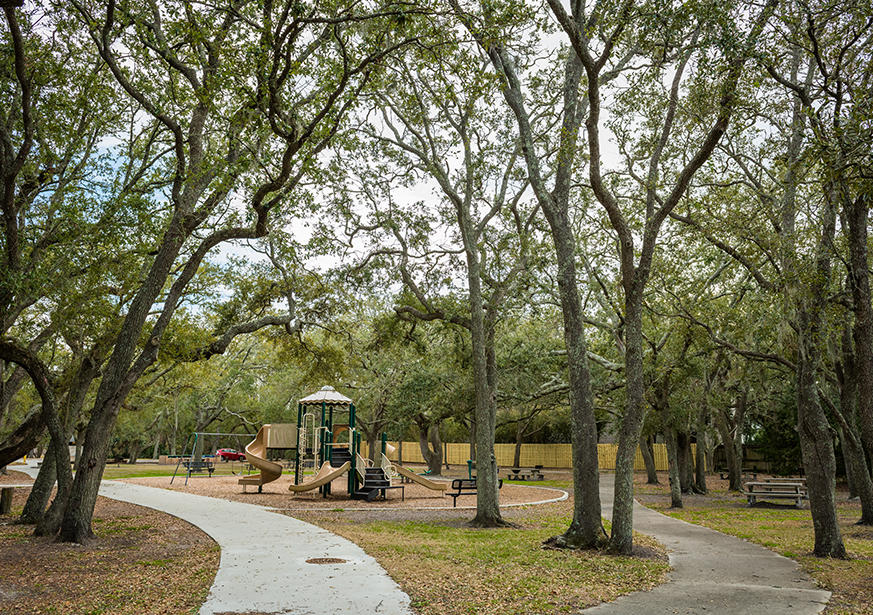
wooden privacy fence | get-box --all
[361,441,698,471]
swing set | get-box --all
[171,431,256,485]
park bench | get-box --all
[743,480,807,507]
[505,466,544,481]
[447,478,503,507]
[182,459,215,476]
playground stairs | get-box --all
[352,467,391,501]
[332,447,352,465]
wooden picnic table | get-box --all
[505,467,544,481]
[743,481,807,507]
[759,476,805,484]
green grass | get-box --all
[101,465,246,479]
[301,503,668,615]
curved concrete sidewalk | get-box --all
[584,475,830,615]
[21,463,411,615]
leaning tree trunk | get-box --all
[19,439,59,523]
[640,434,659,484]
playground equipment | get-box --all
[293,386,399,500]
[238,424,285,493]
[394,464,448,492]
[287,461,351,493]
[171,431,255,485]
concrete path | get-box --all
[584,475,831,615]
[20,463,411,615]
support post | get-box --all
[295,403,303,485]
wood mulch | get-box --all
[0,475,218,615]
[122,472,566,510]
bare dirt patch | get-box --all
[0,487,218,615]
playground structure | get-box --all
[238,424,287,493]
[290,385,444,501]
[172,386,448,500]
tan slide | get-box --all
[288,461,351,493]
[239,424,283,492]
[395,464,447,491]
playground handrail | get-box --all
[380,453,397,478]
[355,453,370,481]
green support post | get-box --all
[381,433,387,458]
[294,403,303,484]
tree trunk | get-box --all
[20,439,59,523]
[127,443,139,464]
[695,433,708,494]
[793,187,846,558]
[797,341,846,556]
[837,422,873,524]
[0,406,44,468]
[0,487,11,515]
[513,421,523,468]
[715,395,745,491]
[417,420,443,476]
[677,431,692,493]
[665,428,683,508]
[845,195,873,468]
[640,434,659,484]
[610,295,647,554]
[489,44,603,546]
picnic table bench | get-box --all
[759,476,806,485]
[182,459,215,476]
[743,480,807,507]
[505,466,544,481]
[447,478,503,507]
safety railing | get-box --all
[380,453,397,478]
[356,453,371,481]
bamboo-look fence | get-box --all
[359,441,698,471]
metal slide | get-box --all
[288,461,351,493]
[238,424,283,492]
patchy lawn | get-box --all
[102,463,249,480]
[0,484,219,615]
[289,489,669,615]
[635,472,873,615]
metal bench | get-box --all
[447,478,503,507]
